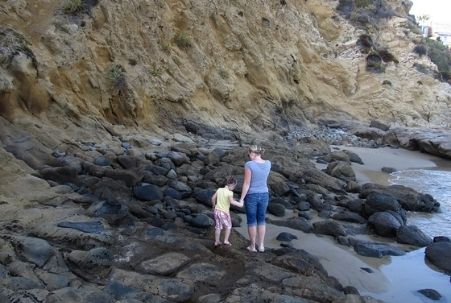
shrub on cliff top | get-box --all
[424,38,451,82]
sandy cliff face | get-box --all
[0,0,450,135]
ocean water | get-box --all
[389,169,451,238]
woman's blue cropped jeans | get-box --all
[244,192,269,226]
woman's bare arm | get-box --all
[239,167,251,203]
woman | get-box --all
[239,145,271,252]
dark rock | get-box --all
[104,168,139,187]
[193,188,215,207]
[381,167,397,173]
[94,156,111,167]
[418,289,442,301]
[433,236,450,243]
[361,184,440,212]
[206,148,225,165]
[329,151,350,162]
[368,211,403,237]
[267,203,286,217]
[332,211,366,224]
[154,158,175,171]
[276,232,298,242]
[396,225,432,247]
[346,199,364,213]
[425,241,451,272]
[121,142,132,149]
[231,213,242,227]
[318,209,333,218]
[184,214,214,228]
[270,197,292,209]
[298,212,312,220]
[296,201,310,211]
[11,236,54,267]
[326,161,356,181]
[144,164,170,176]
[269,218,313,233]
[164,187,182,200]
[370,120,390,131]
[142,172,168,186]
[268,172,290,196]
[167,151,189,166]
[168,180,192,195]
[39,166,78,183]
[116,155,141,169]
[272,250,329,279]
[307,193,324,211]
[346,181,361,193]
[313,220,347,237]
[134,184,163,201]
[343,150,364,164]
[354,242,406,258]
[363,192,401,217]
[343,286,359,295]
[88,200,129,224]
[57,221,104,234]
[360,267,374,273]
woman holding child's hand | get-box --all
[239,145,271,253]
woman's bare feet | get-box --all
[246,245,257,252]
[214,242,221,248]
[223,241,232,246]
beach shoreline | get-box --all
[235,146,451,302]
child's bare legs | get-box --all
[214,228,222,246]
[223,228,232,245]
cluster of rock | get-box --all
[0,128,449,302]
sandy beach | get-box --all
[235,146,451,302]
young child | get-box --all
[211,177,244,247]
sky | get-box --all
[410,0,451,29]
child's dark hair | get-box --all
[226,176,237,186]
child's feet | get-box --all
[214,242,221,248]
[257,246,265,253]
[246,245,257,252]
[223,241,232,246]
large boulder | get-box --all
[268,172,290,196]
[313,220,346,237]
[368,211,403,237]
[332,210,366,224]
[354,242,405,258]
[268,218,313,233]
[425,241,451,272]
[360,184,440,212]
[133,184,163,201]
[363,192,401,217]
[267,203,286,217]
[326,161,356,182]
[396,225,432,247]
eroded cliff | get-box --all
[1,0,450,136]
